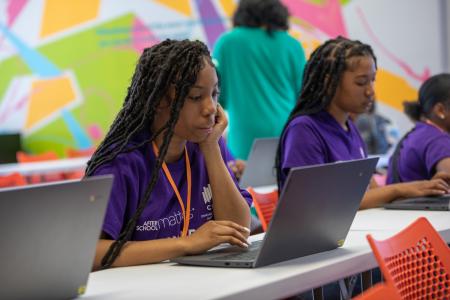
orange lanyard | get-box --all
[152,142,192,237]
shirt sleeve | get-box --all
[424,135,450,175]
[219,137,253,207]
[281,120,326,179]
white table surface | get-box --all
[80,209,450,300]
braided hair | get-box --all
[85,39,213,269]
[275,36,377,190]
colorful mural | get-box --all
[0,0,445,155]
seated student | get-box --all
[275,36,449,210]
[387,73,450,183]
[86,40,252,270]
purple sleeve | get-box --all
[424,135,450,174]
[92,163,131,240]
[281,120,326,179]
[219,137,253,207]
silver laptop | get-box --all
[384,195,450,211]
[239,137,279,188]
[172,157,378,268]
[0,175,113,300]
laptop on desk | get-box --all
[384,195,450,211]
[0,175,113,300]
[172,157,378,268]
[239,137,279,188]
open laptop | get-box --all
[172,157,378,268]
[0,132,21,163]
[0,175,113,300]
[239,137,279,188]
[384,195,450,211]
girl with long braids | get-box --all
[387,73,450,184]
[275,36,449,209]
[86,39,252,270]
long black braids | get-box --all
[275,36,377,190]
[84,39,213,269]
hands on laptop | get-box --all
[180,220,250,255]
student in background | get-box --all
[387,73,450,184]
[86,40,251,270]
[213,0,306,160]
[275,37,449,210]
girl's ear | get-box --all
[433,102,448,120]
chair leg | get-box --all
[312,286,323,300]
[361,270,373,291]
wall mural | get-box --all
[0,0,444,155]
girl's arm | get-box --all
[359,177,449,210]
[93,220,249,270]
[199,105,251,230]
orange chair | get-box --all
[247,187,278,232]
[0,172,27,188]
[16,151,63,183]
[16,151,58,163]
[66,147,95,158]
[362,217,450,299]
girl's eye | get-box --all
[212,90,220,98]
[189,95,202,101]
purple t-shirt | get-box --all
[386,122,450,183]
[93,134,252,241]
[280,110,367,188]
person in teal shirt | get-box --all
[213,0,306,160]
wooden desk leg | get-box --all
[313,286,323,300]
[361,270,372,291]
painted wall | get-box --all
[0,0,446,155]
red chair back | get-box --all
[247,187,278,232]
[0,173,27,188]
[66,147,95,158]
[16,151,58,163]
[366,217,450,299]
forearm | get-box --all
[201,144,251,228]
[360,184,401,210]
[93,237,188,270]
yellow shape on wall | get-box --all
[375,69,418,111]
[219,0,236,17]
[154,0,192,16]
[26,76,76,130]
[40,0,100,38]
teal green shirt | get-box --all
[213,27,306,159]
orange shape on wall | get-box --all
[25,75,77,130]
[40,0,100,38]
[153,0,192,16]
[375,69,418,111]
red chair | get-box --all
[247,187,278,232]
[0,172,27,188]
[66,147,95,158]
[360,217,450,299]
[16,151,58,163]
[16,151,63,183]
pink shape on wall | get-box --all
[356,7,430,82]
[87,124,103,141]
[132,17,159,54]
[6,0,28,26]
[283,0,347,38]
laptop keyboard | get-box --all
[212,240,262,261]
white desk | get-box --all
[81,209,450,300]
[0,157,89,176]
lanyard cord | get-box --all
[152,142,192,237]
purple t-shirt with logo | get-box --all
[280,110,367,188]
[386,122,450,183]
[93,134,252,241]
